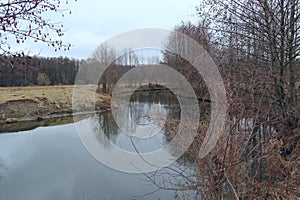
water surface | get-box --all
[0,91,190,200]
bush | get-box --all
[37,72,51,86]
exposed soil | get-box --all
[0,85,111,123]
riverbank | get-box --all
[0,85,111,123]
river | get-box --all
[0,91,199,200]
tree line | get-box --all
[0,55,81,86]
[0,50,162,88]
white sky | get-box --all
[13,0,200,59]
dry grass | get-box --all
[0,85,109,104]
[0,85,111,120]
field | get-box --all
[0,85,111,122]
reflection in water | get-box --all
[0,116,75,133]
[0,113,100,133]
[92,91,181,154]
[0,122,176,199]
[73,90,192,173]
[0,158,6,181]
[93,112,119,149]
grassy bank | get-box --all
[0,85,111,122]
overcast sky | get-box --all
[13,0,200,59]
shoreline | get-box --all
[0,85,111,123]
[0,85,210,124]
[0,109,111,124]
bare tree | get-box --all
[0,0,75,56]
[92,42,116,93]
[120,48,139,66]
[163,22,210,101]
[197,0,300,113]
[147,2,300,198]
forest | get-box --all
[0,56,80,86]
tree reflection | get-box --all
[91,90,182,154]
[89,112,119,150]
[0,157,6,181]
